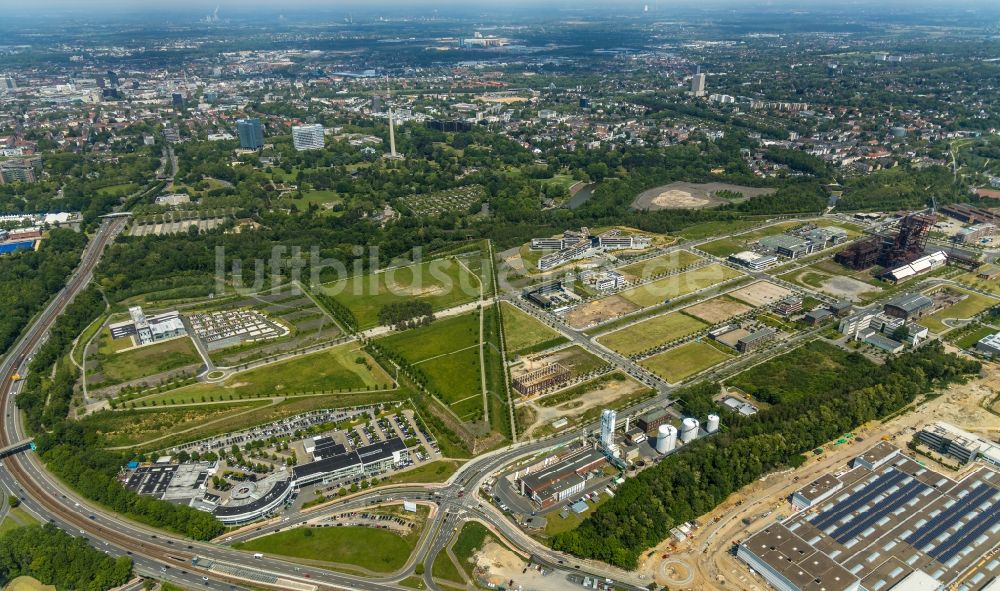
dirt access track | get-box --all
[632,182,776,211]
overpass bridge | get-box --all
[0,439,34,459]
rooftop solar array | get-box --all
[741,446,1000,591]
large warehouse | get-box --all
[738,445,1000,591]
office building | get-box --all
[291,124,325,151]
[0,160,37,184]
[917,422,1000,467]
[236,118,264,150]
[737,328,776,353]
[729,250,778,270]
[291,436,409,487]
[108,306,186,346]
[691,72,706,97]
[1,76,15,93]
[600,409,617,448]
[977,332,1000,357]
[773,296,803,317]
[738,445,1000,591]
[107,70,120,88]
[172,93,184,108]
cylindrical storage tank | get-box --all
[707,414,720,434]
[655,424,677,454]
[680,417,699,444]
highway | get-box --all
[0,215,646,591]
[0,211,902,591]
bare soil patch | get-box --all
[683,297,752,324]
[728,281,792,307]
[632,182,775,211]
[564,295,639,329]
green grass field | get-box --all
[95,337,201,384]
[378,313,483,420]
[0,507,40,535]
[382,460,463,485]
[321,258,482,328]
[136,343,391,405]
[640,341,732,383]
[96,183,139,197]
[235,525,417,573]
[298,190,342,205]
[616,250,703,280]
[500,302,566,355]
[677,219,763,241]
[920,289,999,333]
[618,264,743,307]
[596,312,707,357]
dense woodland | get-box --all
[551,341,980,568]
[0,228,86,357]
[0,524,132,591]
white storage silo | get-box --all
[655,424,677,454]
[680,417,699,443]
[707,414,720,434]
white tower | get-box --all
[707,414,720,434]
[600,409,617,449]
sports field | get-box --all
[322,257,483,328]
[136,343,391,405]
[616,250,703,281]
[500,302,566,355]
[617,264,744,307]
[640,341,732,383]
[235,524,419,573]
[378,313,484,421]
[597,312,707,357]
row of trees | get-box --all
[551,341,980,568]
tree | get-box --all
[7,494,19,508]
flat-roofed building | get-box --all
[883,293,934,320]
[518,449,606,508]
[737,327,776,353]
[759,234,815,259]
[291,124,325,151]
[729,250,778,270]
[739,445,1000,591]
[977,332,1000,358]
[916,422,1000,468]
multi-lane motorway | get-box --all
[0,215,650,591]
[0,212,891,591]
